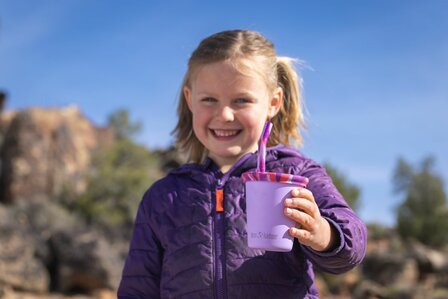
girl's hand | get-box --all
[284,188,337,252]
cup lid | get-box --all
[242,171,309,186]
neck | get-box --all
[208,154,244,174]
[209,151,256,174]
[219,164,233,174]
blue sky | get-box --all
[1,1,447,225]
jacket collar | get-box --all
[170,145,303,179]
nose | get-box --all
[216,105,234,122]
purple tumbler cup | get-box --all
[242,172,308,252]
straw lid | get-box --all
[242,171,309,186]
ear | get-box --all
[268,87,283,118]
[183,86,193,111]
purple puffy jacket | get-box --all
[118,145,367,298]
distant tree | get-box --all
[393,156,448,248]
[107,108,142,141]
[324,163,361,212]
[75,109,162,230]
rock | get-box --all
[0,91,6,113]
[0,106,113,204]
[49,229,123,293]
[0,290,115,299]
[0,205,50,292]
[409,242,448,275]
[0,286,99,299]
[0,201,126,296]
[317,268,361,296]
[362,252,419,288]
[0,92,15,150]
[314,274,329,297]
[352,280,385,299]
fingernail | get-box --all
[284,198,292,205]
[285,208,292,215]
[293,189,300,196]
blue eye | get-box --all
[201,97,217,103]
[235,98,251,104]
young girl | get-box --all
[118,29,367,298]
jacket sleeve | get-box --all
[297,159,367,274]
[117,187,163,298]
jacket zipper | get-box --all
[211,153,254,299]
[214,178,226,299]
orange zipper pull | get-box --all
[216,189,224,212]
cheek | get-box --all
[191,110,209,132]
[242,114,265,138]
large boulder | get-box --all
[49,229,123,293]
[362,251,419,288]
[409,242,448,275]
[0,202,125,295]
[0,204,49,292]
[0,106,113,204]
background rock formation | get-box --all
[0,106,113,204]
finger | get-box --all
[295,188,316,203]
[284,197,315,215]
[286,188,316,207]
[291,188,301,197]
[284,208,315,231]
[288,227,313,244]
[284,197,320,217]
[288,188,320,218]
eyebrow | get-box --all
[195,91,257,99]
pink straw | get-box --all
[257,120,273,173]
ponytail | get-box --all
[269,57,305,147]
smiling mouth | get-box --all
[211,129,241,138]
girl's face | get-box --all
[184,59,282,172]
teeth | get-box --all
[213,130,238,137]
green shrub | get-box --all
[393,157,448,248]
[73,109,163,228]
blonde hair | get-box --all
[172,29,305,163]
